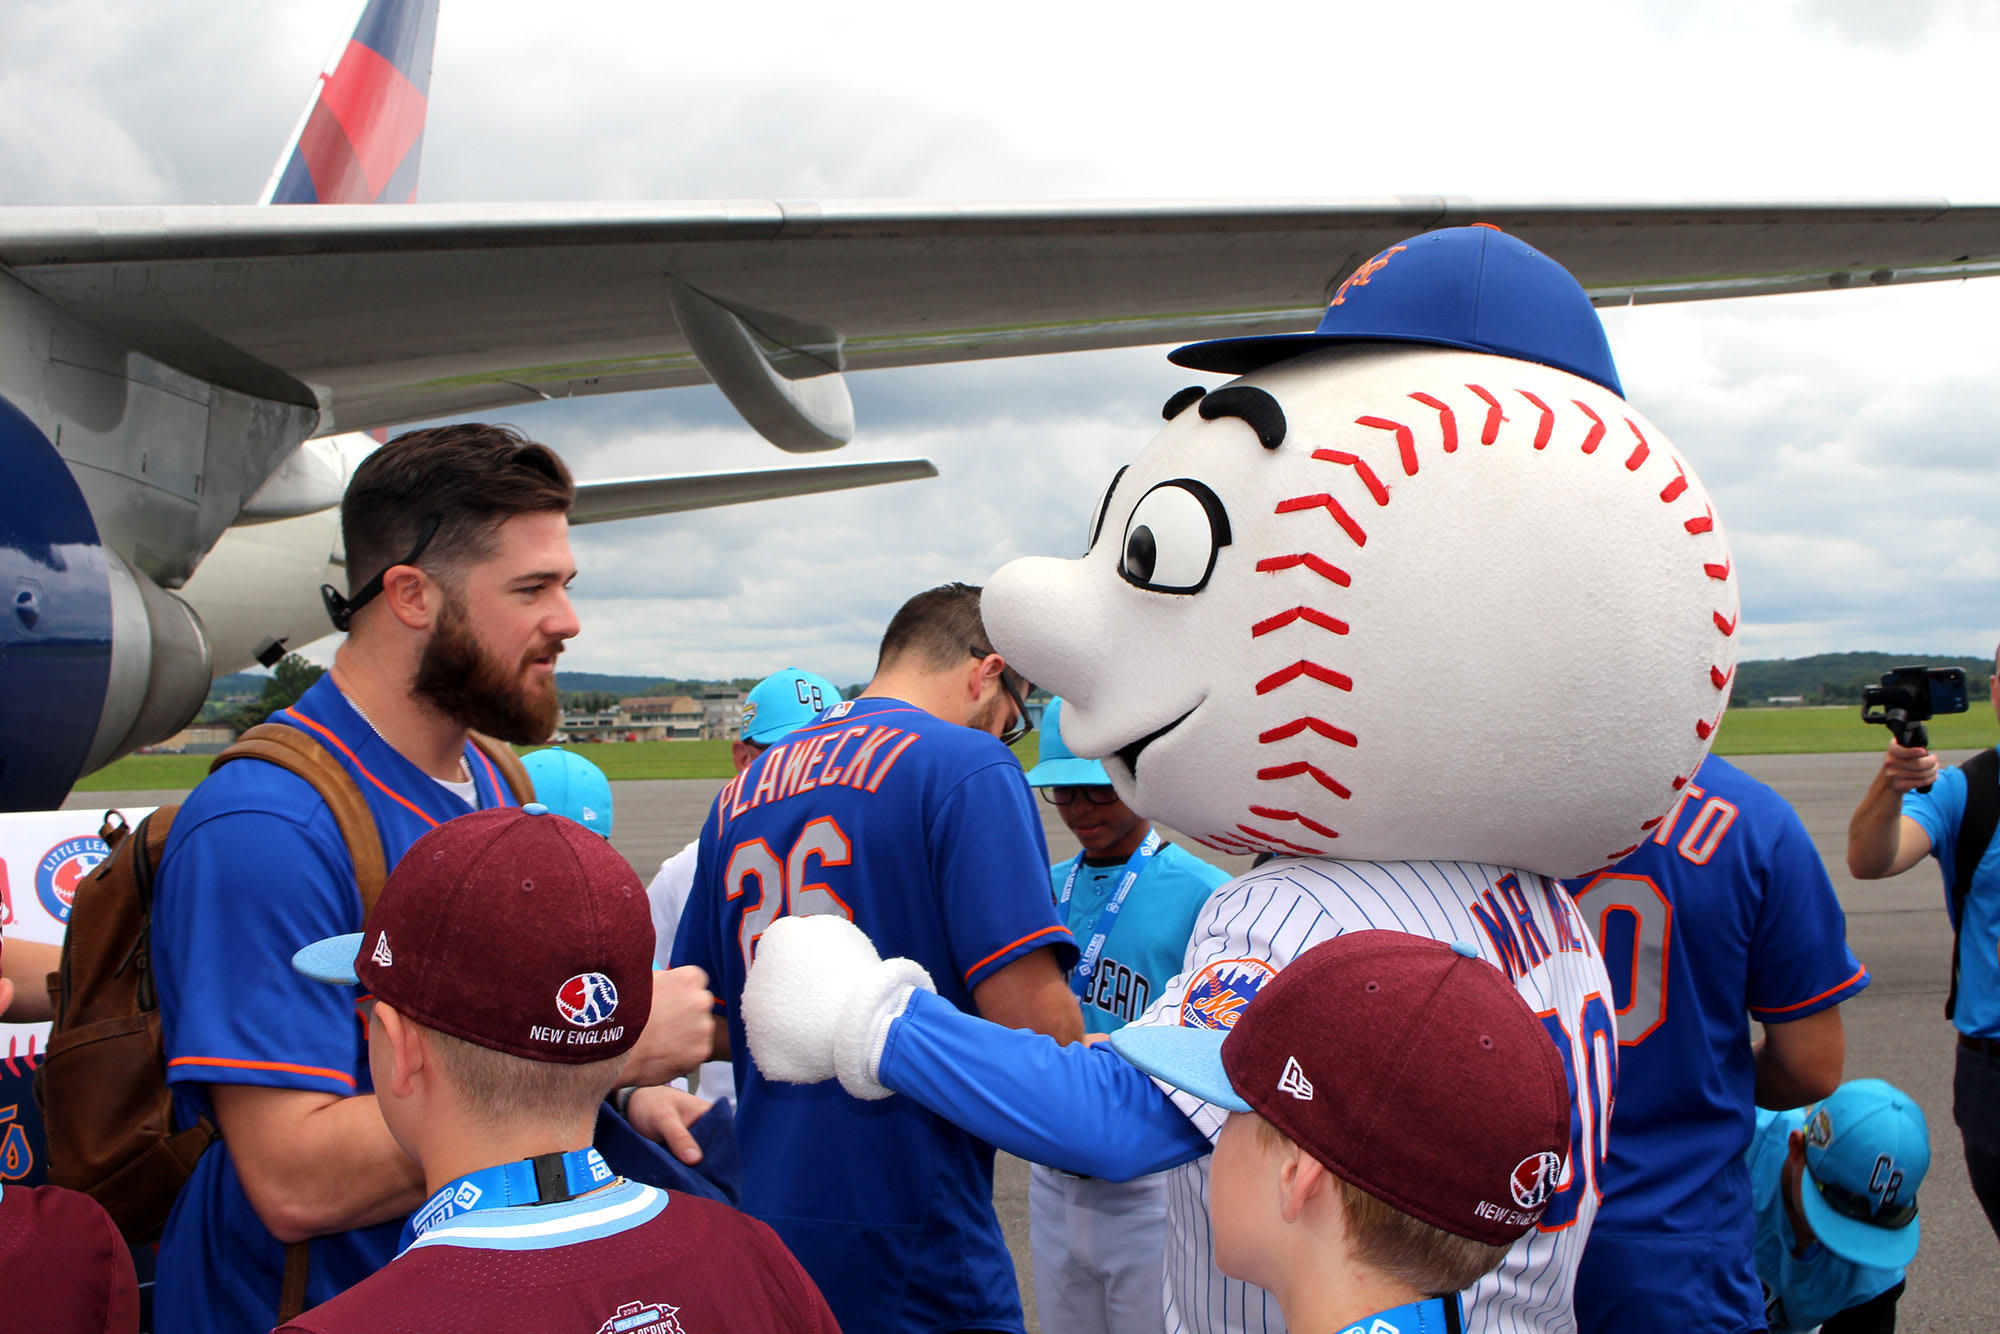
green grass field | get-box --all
[71,707,1994,792]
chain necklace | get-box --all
[339,685,472,783]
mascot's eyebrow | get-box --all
[1198,386,1287,450]
[1162,385,1207,420]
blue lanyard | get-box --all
[1338,1293,1461,1333]
[403,1146,615,1249]
[1059,829,1162,1000]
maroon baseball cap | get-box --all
[1110,931,1570,1245]
[292,803,654,1064]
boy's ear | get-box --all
[376,1001,426,1099]
[1276,1140,1331,1225]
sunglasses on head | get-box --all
[1810,1170,1918,1230]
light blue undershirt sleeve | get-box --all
[875,988,1212,1180]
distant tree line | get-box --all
[1731,652,1994,707]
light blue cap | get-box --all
[292,933,366,985]
[1023,698,1111,788]
[519,749,613,837]
[1799,1078,1929,1269]
[742,668,840,745]
[1107,1025,1250,1112]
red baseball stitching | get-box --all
[1409,392,1458,454]
[1468,385,1506,443]
[1251,805,1342,839]
[1237,824,1326,856]
[1256,553,1352,587]
[1252,607,1349,639]
[1250,379,1738,867]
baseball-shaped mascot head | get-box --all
[986,227,1737,878]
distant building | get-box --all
[621,696,705,741]
[702,687,745,741]
[152,722,240,754]
[1766,695,1805,706]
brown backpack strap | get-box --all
[468,732,535,806]
[278,1240,312,1322]
[213,723,389,912]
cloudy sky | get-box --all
[10,0,2000,683]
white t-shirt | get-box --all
[647,841,736,1104]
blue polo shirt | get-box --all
[151,676,518,1334]
[1903,760,2000,1038]
[1050,840,1230,1035]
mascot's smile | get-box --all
[1113,702,1200,778]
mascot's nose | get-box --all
[984,555,1101,707]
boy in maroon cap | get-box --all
[0,921,140,1334]
[1109,931,1571,1334]
[280,803,838,1334]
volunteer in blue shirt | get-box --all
[1025,696,1231,1334]
[1849,655,2000,1243]
[150,425,717,1334]
[1745,1079,1929,1332]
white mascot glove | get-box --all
[741,914,936,1100]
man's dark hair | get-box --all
[876,582,995,674]
[342,424,575,597]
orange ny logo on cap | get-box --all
[1330,245,1408,306]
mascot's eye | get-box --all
[1088,465,1129,551]
[1118,480,1231,595]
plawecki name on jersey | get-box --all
[1125,857,1615,1334]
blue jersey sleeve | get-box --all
[1904,764,1970,893]
[154,774,367,1098]
[1746,805,1869,1022]
[934,761,1078,990]
[877,989,1211,1179]
[669,794,726,1013]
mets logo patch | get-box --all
[556,972,620,1027]
[596,1299,685,1334]
[1510,1150,1564,1211]
[36,837,106,924]
[1178,958,1278,1031]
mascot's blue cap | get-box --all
[1171,225,1623,398]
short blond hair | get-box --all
[1255,1114,1511,1296]
[422,1026,626,1129]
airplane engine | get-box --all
[1,397,210,811]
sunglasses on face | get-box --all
[1038,785,1120,806]
[969,646,1034,747]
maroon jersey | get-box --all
[0,1183,139,1333]
[279,1183,838,1334]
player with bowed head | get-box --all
[670,583,1082,1334]
[279,804,837,1333]
[740,226,1742,1333]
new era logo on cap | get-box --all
[372,933,393,968]
[1277,1055,1314,1101]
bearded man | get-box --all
[148,425,715,1333]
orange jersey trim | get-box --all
[963,925,1073,986]
[1754,964,1868,1016]
[284,708,440,829]
[469,743,505,800]
[168,1055,359,1089]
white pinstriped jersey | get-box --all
[1124,857,1617,1334]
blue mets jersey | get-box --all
[1745,1109,1904,1332]
[152,675,520,1334]
[1565,755,1869,1334]
[1902,760,2000,1039]
[1051,841,1229,1035]
[671,695,1076,1334]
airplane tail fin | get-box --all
[260,0,441,205]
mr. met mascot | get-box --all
[742,226,1738,1334]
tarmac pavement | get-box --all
[75,749,1998,1331]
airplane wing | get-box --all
[6,197,2000,444]
[569,458,937,523]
